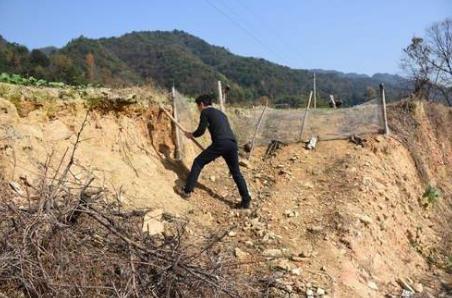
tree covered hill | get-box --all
[0,31,410,106]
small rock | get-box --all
[306,136,317,150]
[234,248,248,260]
[302,181,314,189]
[375,135,384,142]
[284,210,299,218]
[290,267,302,276]
[239,159,251,168]
[142,219,164,236]
[367,280,378,290]
[306,288,314,297]
[9,181,24,196]
[209,175,216,182]
[262,248,283,258]
[413,283,423,293]
[228,231,237,237]
[401,289,414,297]
[282,283,293,293]
[275,259,294,271]
[290,256,304,262]
[316,287,325,295]
[298,250,312,258]
[307,225,323,232]
[142,209,164,236]
[358,214,373,225]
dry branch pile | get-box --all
[0,113,255,297]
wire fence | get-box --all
[173,88,385,161]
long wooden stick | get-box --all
[248,104,267,159]
[299,91,313,141]
[172,87,183,160]
[159,104,205,151]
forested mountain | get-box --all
[0,31,411,106]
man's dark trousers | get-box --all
[184,139,250,205]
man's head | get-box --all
[195,94,213,111]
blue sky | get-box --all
[0,0,450,75]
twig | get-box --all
[52,110,90,194]
[129,245,139,298]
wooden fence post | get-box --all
[218,80,225,112]
[299,91,313,141]
[172,86,182,160]
[379,83,390,135]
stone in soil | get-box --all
[367,280,378,290]
[262,248,283,258]
[275,259,294,271]
[316,287,326,295]
[142,209,164,236]
[234,247,248,260]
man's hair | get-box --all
[195,94,214,106]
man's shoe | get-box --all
[235,201,250,209]
[175,187,191,199]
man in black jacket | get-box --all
[177,94,251,209]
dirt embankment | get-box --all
[0,83,190,215]
[0,84,450,297]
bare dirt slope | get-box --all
[183,138,450,297]
[0,83,189,215]
[156,100,452,298]
[0,83,450,297]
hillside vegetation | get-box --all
[0,31,409,106]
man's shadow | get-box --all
[148,121,235,208]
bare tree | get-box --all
[401,18,452,105]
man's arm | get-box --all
[192,111,208,137]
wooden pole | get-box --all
[218,80,225,112]
[379,83,390,135]
[299,91,313,141]
[248,103,268,159]
[172,86,182,160]
[313,73,317,109]
[159,104,205,151]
